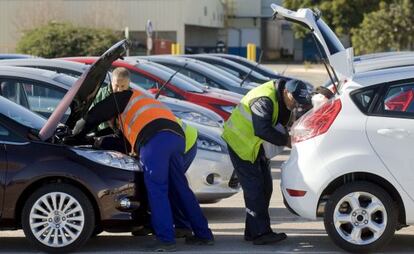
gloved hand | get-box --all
[72,118,86,136]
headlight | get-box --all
[197,134,225,153]
[72,148,141,171]
[219,105,235,114]
[173,110,221,127]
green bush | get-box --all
[352,1,414,55]
[16,22,122,58]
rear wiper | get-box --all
[240,50,264,87]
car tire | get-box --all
[22,183,95,253]
[324,181,398,253]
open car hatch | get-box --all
[270,4,355,80]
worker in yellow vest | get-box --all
[222,79,312,245]
[72,68,213,251]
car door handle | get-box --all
[377,128,410,138]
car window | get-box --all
[206,78,225,89]
[215,65,240,77]
[0,123,23,142]
[130,72,159,90]
[0,97,46,130]
[383,84,414,114]
[1,78,69,118]
[0,79,29,108]
[166,65,208,85]
[352,88,377,114]
[22,81,67,117]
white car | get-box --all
[272,4,414,253]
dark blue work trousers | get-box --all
[138,131,213,243]
[228,145,273,239]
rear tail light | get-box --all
[286,188,307,197]
[291,99,342,143]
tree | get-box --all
[16,22,122,58]
[351,1,414,55]
[283,0,389,38]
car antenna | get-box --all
[240,49,264,87]
[155,62,188,99]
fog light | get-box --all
[120,198,131,209]
[206,174,215,185]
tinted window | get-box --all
[130,72,159,90]
[0,97,46,130]
[0,123,23,142]
[352,88,376,113]
[138,64,204,93]
[316,19,345,55]
[383,84,414,114]
[22,82,67,116]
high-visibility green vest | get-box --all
[222,81,279,163]
[176,118,198,153]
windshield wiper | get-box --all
[155,63,188,99]
[240,50,264,87]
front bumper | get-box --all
[187,149,240,203]
[97,171,145,232]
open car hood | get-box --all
[271,4,355,79]
[39,40,129,141]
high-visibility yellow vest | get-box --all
[176,118,198,153]
[222,81,279,163]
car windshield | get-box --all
[0,96,46,130]
[316,18,345,55]
[136,63,204,93]
[146,62,206,89]
[194,60,243,83]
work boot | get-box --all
[175,228,193,238]
[253,232,287,245]
[131,226,154,236]
[145,239,176,252]
[185,235,215,246]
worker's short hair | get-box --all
[112,67,130,80]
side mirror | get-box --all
[148,88,160,94]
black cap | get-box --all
[285,79,313,106]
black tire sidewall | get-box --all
[324,181,398,253]
[21,183,95,253]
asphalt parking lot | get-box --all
[0,150,413,253]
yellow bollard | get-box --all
[176,43,181,55]
[251,43,256,62]
[246,43,251,61]
[171,43,176,55]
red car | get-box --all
[63,57,240,119]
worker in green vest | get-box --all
[222,79,312,245]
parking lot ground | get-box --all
[264,63,328,87]
[0,151,413,253]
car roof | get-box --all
[352,65,414,87]
[0,58,88,73]
[354,54,414,73]
[0,66,75,90]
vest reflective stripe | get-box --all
[222,81,279,163]
[176,118,198,153]
[119,90,177,149]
